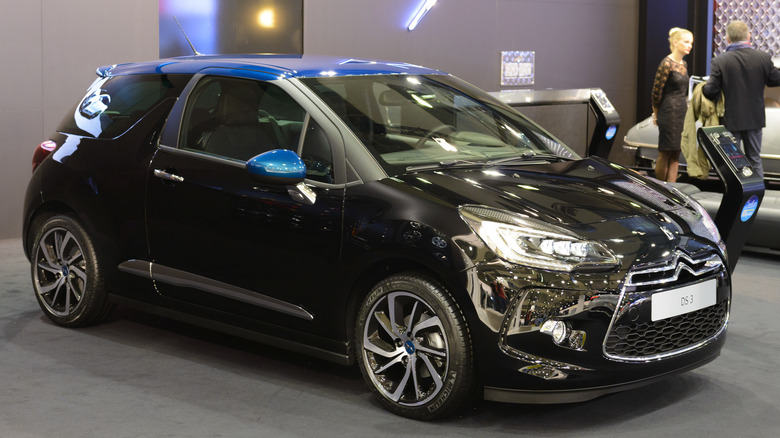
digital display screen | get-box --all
[720,141,744,160]
[590,89,615,114]
[716,136,751,170]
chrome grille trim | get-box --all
[625,251,722,287]
[603,250,729,362]
[604,300,728,361]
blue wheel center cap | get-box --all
[404,340,415,355]
[61,265,69,277]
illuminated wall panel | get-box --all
[159,0,303,58]
[714,1,780,57]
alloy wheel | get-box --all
[33,226,88,317]
[361,291,450,407]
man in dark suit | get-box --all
[703,20,780,180]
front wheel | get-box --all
[30,214,114,327]
[355,272,477,420]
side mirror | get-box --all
[246,149,306,184]
[246,149,316,205]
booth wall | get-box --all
[304,0,639,160]
[0,0,159,239]
[0,0,638,239]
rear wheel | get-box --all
[30,215,113,327]
[355,272,476,420]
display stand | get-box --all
[696,126,765,272]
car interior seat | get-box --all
[204,82,275,161]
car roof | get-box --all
[97,54,447,79]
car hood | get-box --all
[399,157,688,226]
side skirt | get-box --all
[118,259,313,321]
[108,294,353,366]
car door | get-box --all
[145,72,345,334]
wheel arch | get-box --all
[348,258,482,419]
[342,255,475,364]
[24,197,122,280]
[24,201,78,259]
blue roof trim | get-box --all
[97,55,445,79]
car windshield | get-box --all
[301,74,578,175]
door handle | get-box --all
[153,169,184,183]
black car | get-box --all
[23,55,730,420]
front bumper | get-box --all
[467,246,730,403]
[483,351,720,404]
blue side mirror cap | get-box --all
[246,149,306,184]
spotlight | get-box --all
[258,8,275,28]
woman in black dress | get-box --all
[651,27,693,182]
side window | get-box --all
[180,76,306,162]
[259,85,306,150]
[57,74,191,139]
[299,119,334,184]
[180,79,221,151]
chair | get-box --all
[204,83,275,161]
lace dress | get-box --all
[651,57,689,152]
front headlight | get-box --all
[459,205,619,272]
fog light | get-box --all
[540,319,569,344]
[568,330,586,350]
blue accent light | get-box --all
[605,124,617,140]
[741,195,759,222]
[247,149,306,181]
[408,0,438,31]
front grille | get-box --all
[604,300,728,358]
[604,249,728,361]
[625,251,722,287]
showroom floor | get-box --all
[1,237,778,438]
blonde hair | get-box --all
[669,27,692,52]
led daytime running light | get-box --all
[460,205,618,272]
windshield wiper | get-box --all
[487,153,571,166]
[406,159,483,172]
[405,153,570,172]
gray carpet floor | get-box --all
[1,237,778,437]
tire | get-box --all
[30,214,114,327]
[355,272,477,420]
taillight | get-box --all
[32,140,57,172]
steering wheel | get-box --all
[414,124,456,149]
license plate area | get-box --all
[651,279,717,321]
